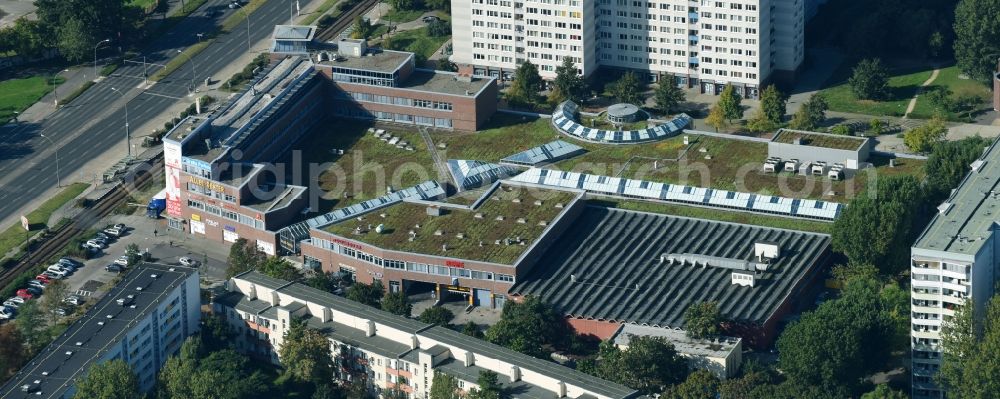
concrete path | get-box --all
[903,68,940,118]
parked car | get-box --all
[46,267,68,278]
[112,223,127,231]
[59,257,79,265]
[114,255,130,267]
[27,280,46,290]
[64,295,82,306]
[51,308,67,316]
[0,309,14,320]
[85,239,107,249]
[105,264,124,273]
[25,287,41,296]
[16,289,35,300]
[55,262,76,272]
[91,237,109,246]
[103,227,123,237]
[179,257,200,267]
[422,15,441,23]
[3,300,20,309]
[35,274,51,282]
[95,232,113,241]
[43,271,64,280]
[6,296,25,305]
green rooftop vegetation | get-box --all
[323,186,579,264]
[772,130,865,150]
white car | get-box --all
[112,223,127,231]
[3,300,20,309]
[85,239,107,249]
[103,228,123,237]
[64,295,82,306]
[43,271,64,280]
[47,265,68,274]
[0,310,13,320]
[179,257,200,267]
[6,296,25,305]
[28,281,46,290]
[114,255,130,267]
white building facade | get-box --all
[451,0,804,98]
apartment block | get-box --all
[214,271,638,399]
[0,264,201,398]
[451,0,804,97]
[909,138,1000,399]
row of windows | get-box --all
[332,106,454,128]
[187,182,236,203]
[187,199,264,229]
[313,238,516,283]
[332,73,395,87]
[347,92,453,111]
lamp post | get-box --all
[110,87,131,158]
[93,39,111,78]
[38,133,61,188]
[233,3,252,53]
[176,49,197,92]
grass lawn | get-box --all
[385,8,427,24]
[221,0,266,31]
[384,27,449,60]
[591,199,833,234]
[820,64,932,117]
[129,0,158,10]
[301,0,341,25]
[150,41,210,82]
[0,182,88,260]
[435,113,564,162]
[325,186,577,263]
[297,120,437,211]
[0,76,65,122]
[772,130,866,150]
[909,65,993,121]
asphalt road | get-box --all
[0,0,311,223]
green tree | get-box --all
[611,71,643,106]
[582,337,688,394]
[462,321,483,338]
[430,372,462,399]
[387,0,415,11]
[424,0,450,11]
[484,296,568,358]
[345,280,384,308]
[683,301,720,339]
[653,75,685,115]
[419,306,455,326]
[73,359,140,399]
[903,115,948,153]
[849,58,890,101]
[258,256,302,281]
[925,136,990,201]
[830,124,852,135]
[759,85,786,124]
[350,16,374,39]
[954,0,1000,83]
[869,118,884,135]
[0,18,47,58]
[717,84,743,122]
[40,278,69,314]
[14,301,51,353]
[831,175,925,274]
[56,17,95,62]
[0,324,26,379]
[437,56,458,72]
[428,20,451,37]
[280,319,336,384]
[830,262,879,284]
[553,57,588,104]
[303,271,345,294]
[788,93,828,130]
[467,370,503,399]
[506,60,543,107]
[746,109,778,133]
[125,243,142,266]
[227,238,266,278]
[705,105,727,132]
[381,291,412,317]
[666,370,719,399]
[861,384,908,399]
[200,313,236,351]
[157,337,271,399]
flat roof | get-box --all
[320,49,411,74]
[611,324,740,358]
[323,185,580,264]
[771,129,866,151]
[399,69,493,97]
[273,25,315,41]
[913,138,998,256]
[0,264,197,399]
[501,140,586,166]
[511,206,830,328]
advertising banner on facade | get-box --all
[164,141,183,218]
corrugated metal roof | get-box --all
[510,206,830,328]
[446,160,520,190]
[501,140,586,166]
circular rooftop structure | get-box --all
[607,103,642,124]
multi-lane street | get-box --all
[0,0,311,223]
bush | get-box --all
[428,20,451,37]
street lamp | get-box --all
[176,49,197,92]
[38,133,61,188]
[93,39,111,78]
[110,87,131,158]
[233,3,252,53]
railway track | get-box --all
[314,0,381,42]
[0,155,164,289]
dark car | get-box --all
[422,15,441,23]
[105,264,124,273]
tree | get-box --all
[428,20,451,37]
[849,58,890,101]
[788,93,828,130]
[430,372,462,399]
[350,16,374,39]
[73,359,140,399]
[954,0,1000,83]
[381,291,412,317]
[611,71,643,106]
[227,238,266,278]
[462,321,483,338]
[57,17,95,62]
[829,124,852,136]
[467,370,503,399]
[387,0,415,11]
[717,84,743,122]
[705,105,727,132]
[831,175,925,274]
[157,337,271,399]
[0,18,47,58]
[746,109,778,134]
[437,56,458,72]
[925,136,989,201]
[653,75,685,115]
[200,313,236,351]
[484,296,569,358]
[0,324,26,379]
[15,301,51,353]
[683,301,720,339]
[869,118,884,135]
[582,337,688,394]
[553,57,588,104]
[303,271,345,294]
[418,306,455,326]
[506,61,543,107]
[125,243,142,266]
[861,384,908,399]
[40,278,69,314]
[759,85,786,124]
[345,280,384,308]
[424,0,450,11]
[830,263,879,284]
[280,319,336,385]
[936,296,1000,399]
[666,370,719,399]
[903,115,948,153]
[258,257,302,281]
